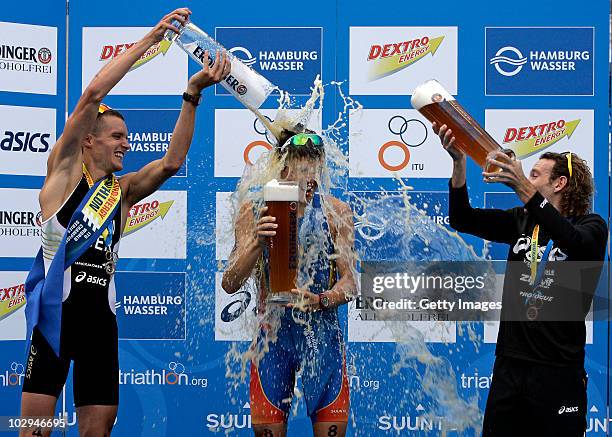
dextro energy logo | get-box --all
[0,209,41,237]
[485,27,594,96]
[502,118,581,159]
[0,362,25,387]
[123,199,174,236]
[0,283,26,321]
[367,36,444,81]
[98,40,171,71]
[0,44,53,73]
[216,27,322,95]
[119,362,207,388]
[350,27,457,96]
[378,116,427,172]
[206,402,252,431]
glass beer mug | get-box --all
[411,79,514,172]
[263,179,301,304]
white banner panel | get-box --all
[82,27,188,95]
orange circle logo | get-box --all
[243,141,272,165]
[378,141,410,171]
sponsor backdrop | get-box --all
[0,0,610,436]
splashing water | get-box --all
[213,77,492,436]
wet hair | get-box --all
[273,128,325,162]
[92,109,125,135]
[539,151,593,216]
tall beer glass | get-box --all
[411,80,514,171]
[264,179,300,304]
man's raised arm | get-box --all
[122,50,231,209]
[46,8,191,175]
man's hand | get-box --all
[483,151,537,202]
[287,289,321,312]
[186,50,231,95]
[432,122,466,188]
[142,8,191,45]
[432,122,465,162]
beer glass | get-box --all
[411,80,514,172]
[263,179,300,304]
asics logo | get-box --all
[558,406,579,414]
[75,271,87,283]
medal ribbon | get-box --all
[24,168,121,356]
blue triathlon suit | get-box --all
[250,194,350,425]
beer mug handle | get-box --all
[502,148,516,160]
[484,148,516,173]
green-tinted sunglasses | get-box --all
[282,133,324,148]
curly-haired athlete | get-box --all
[222,130,357,437]
[434,122,608,436]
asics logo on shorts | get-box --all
[558,405,579,414]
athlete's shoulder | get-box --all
[324,195,352,215]
[575,213,607,229]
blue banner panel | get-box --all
[214,27,323,96]
[115,272,186,340]
[485,27,594,96]
[119,109,186,177]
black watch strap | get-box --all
[182,92,202,106]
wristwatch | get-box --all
[182,91,202,106]
[319,293,331,310]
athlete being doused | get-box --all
[222,130,357,437]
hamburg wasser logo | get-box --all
[502,118,581,159]
[229,47,257,67]
[489,46,527,76]
[123,199,174,236]
[367,36,444,81]
[216,27,322,95]
[485,27,594,95]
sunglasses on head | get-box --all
[282,133,324,148]
[98,103,112,114]
[560,151,573,177]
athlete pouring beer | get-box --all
[433,119,607,436]
[222,130,357,437]
[20,9,230,437]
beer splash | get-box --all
[152,76,498,436]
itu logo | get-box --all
[489,46,527,77]
[243,116,274,166]
[378,116,427,171]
